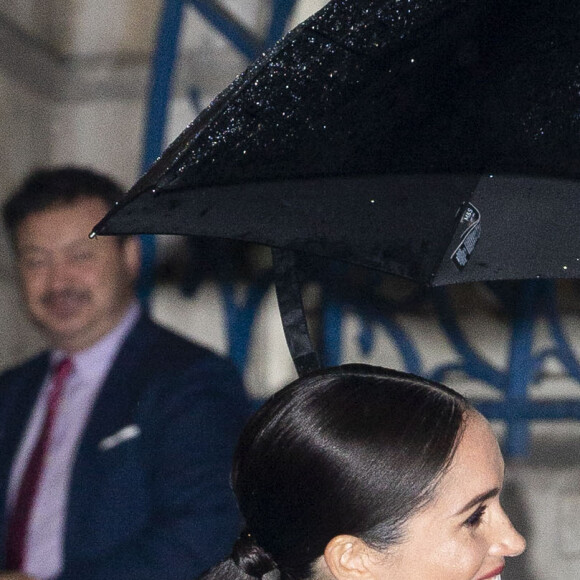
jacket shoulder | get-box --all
[119,316,244,393]
[0,351,49,387]
[137,317,232,366]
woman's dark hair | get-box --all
[202,363,471,580]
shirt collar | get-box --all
[52,301,141,386]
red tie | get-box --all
[5,357,72,571]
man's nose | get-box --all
[47,259,74,289]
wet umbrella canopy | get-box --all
[94,0,580,373]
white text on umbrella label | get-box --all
[452,203,481,270]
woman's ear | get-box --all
[323,535,375,580]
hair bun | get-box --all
[232,530,277,578]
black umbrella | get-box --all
[94,0,580,374]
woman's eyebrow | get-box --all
[455,487,500,516]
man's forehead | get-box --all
[21,196,111,222]
[18,236,102,252]
[18,197,107,230]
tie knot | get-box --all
[50,357,73,402]
[54,356,72,380]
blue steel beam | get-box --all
[139,0,186,302]
[221,277,272,372]
[430,287,505,388]
[322,296,423,376]
[504,281,537,457]
[544,280,580,381]
[189,0,301,58]
[266,0,300,47]
[187,0,262,59]
[143,0,185,168]
[141,1,300,300]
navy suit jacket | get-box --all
[0,314,251,579]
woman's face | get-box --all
[366,411,525,580]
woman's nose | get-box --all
[490,509,526,558]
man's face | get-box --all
[14,196,140,352]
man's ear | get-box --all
[323,535,375,580]
[121,235,141,280]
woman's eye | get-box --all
[464,505,487,527]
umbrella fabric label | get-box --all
[451,203,481,270]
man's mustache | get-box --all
[41,289,91,306]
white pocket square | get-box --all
[99,424,141,451]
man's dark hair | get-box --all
[3,167,125,240]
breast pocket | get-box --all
[68,424,150,558]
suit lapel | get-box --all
[65,315,159,553]
[70,315,157,467]
[0,354,50,484]
[0,353,49,551]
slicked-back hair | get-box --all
[3,167,124,243]
[201,364,471,580]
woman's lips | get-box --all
[477,566,504,580]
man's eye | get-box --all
[71,252,93,262]
[464,505,487,527]
[21,258,46,269]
